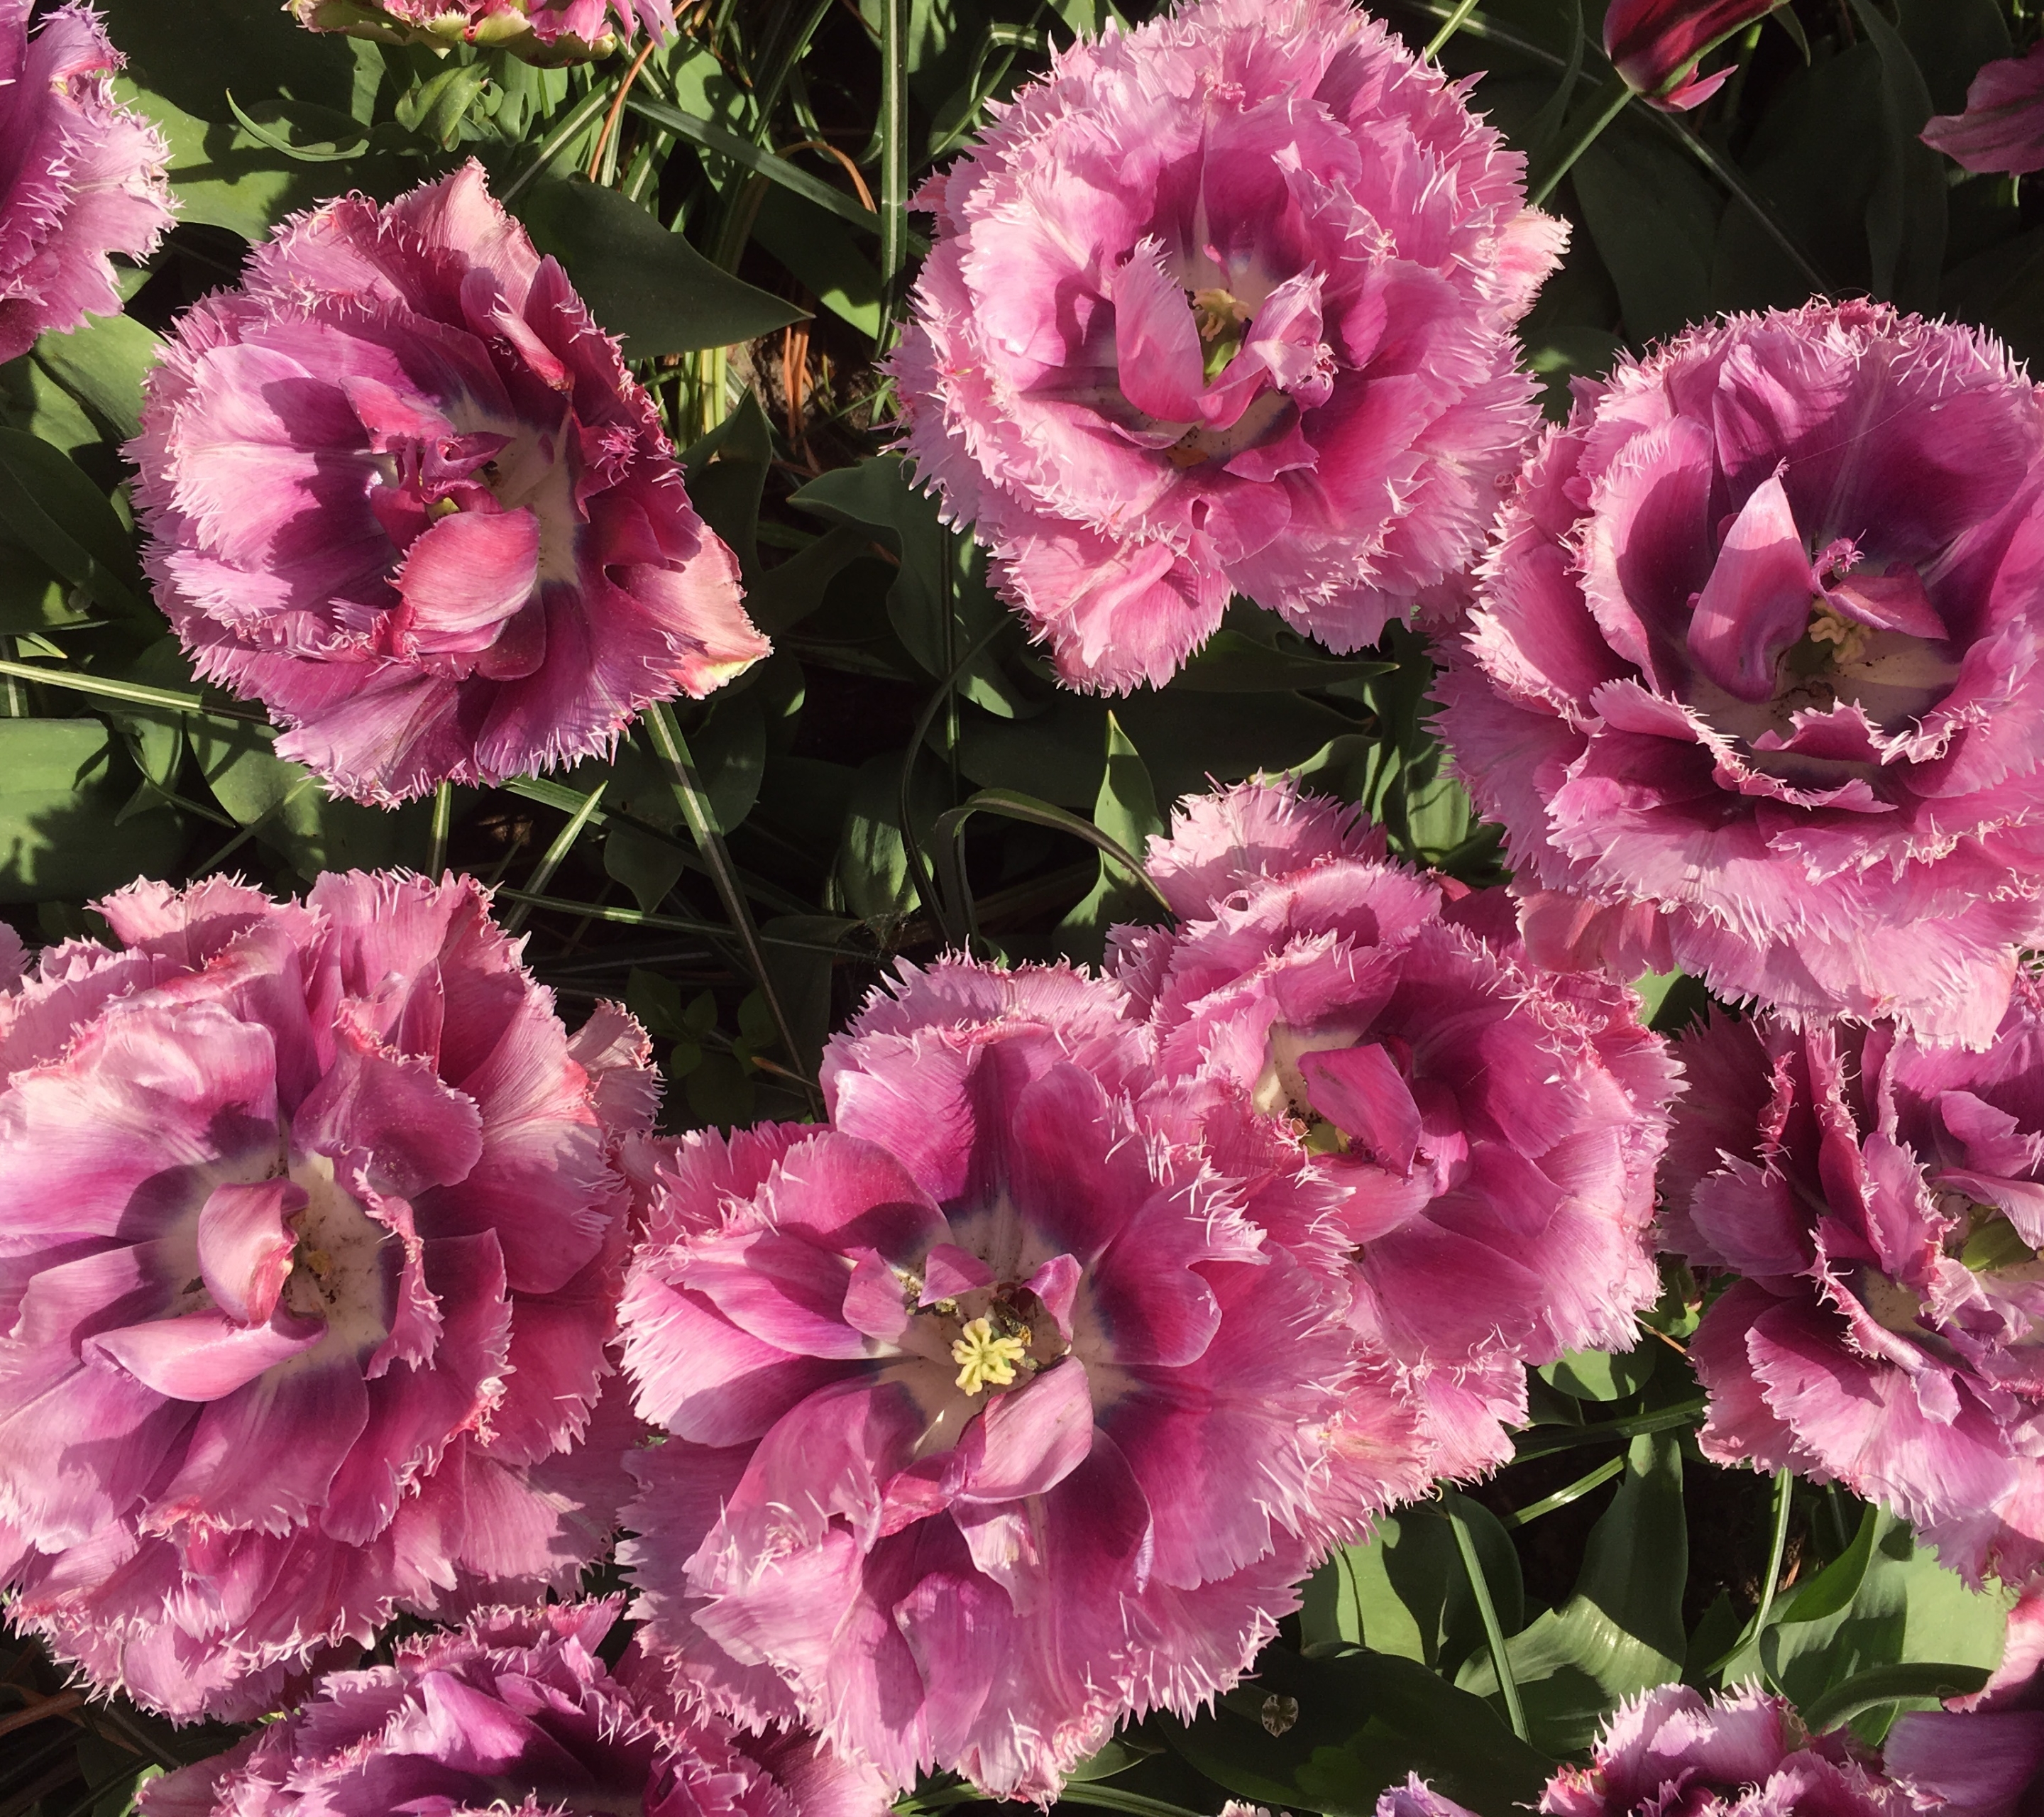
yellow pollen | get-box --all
[1807,603,1868,664]
[951,1316,1028,1395]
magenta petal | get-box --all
[87,1308,324,1402]
[956,1358,1095,1503]
[394,507,542,654]
[1686,473,1814,701]
[195,1178,307,1325]
[682,1228,872,1361]
[1111,239,1207,426]
[1023,1253,1080,1340]
[1300,1043,1423,1173]
[921,1243,996,1305]
[1822,561,1944,639]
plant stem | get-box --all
[1529,68,1632,208]
[643,701,820,1107]
[503,779,608,934]
[1449,1500,1529,1742]
[427,781,453,877]
[874,0,910,347]
[1424,0,1483,57]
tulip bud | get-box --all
[288,0,671,66]
[1601,0,1784,111]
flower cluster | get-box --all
[1384,1684,2043,1817]
[1110,776,1678,1477]
[890,0,1564,690]
[131,163,766,807]
[0,0,171,365]
[0,872,654,1720]
[290,0,674,62]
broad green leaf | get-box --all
[1540,1344,1659,1402]
[1847,0,1946,311]
[0,429,145,622]
[1171,630,1393,693]
[1156,1645,1549,1817]
[1801,1660,1993,1734]
[684,393,774,581]
[32,314,163,446]
[1056,711,1165,955]
[1461,1434,1686,1755]
[759,913,856,1080]
[791,456,1018,714]
[1742,1508,2011,1730]
[747,524,870,635]
[0,718,183,901]
[190,720,427,876]
[752,189,884,339]
[835,750,947,923]
[0,355,108,463]
[512,177,806,356]
[101,0,360,123]
[1895,0,2009,114]
[1572,122,1724,345]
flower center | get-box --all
[1189,285,1251,381]
[951,1314,1031,1395]
[280,1152,393,1355]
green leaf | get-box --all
[31,314,162,446]
[1155,1645,1549,1817]
[791,456,1018,714]
[1460,1434,1686,1755]
[1742,1508,2011,1729]
[684,392,774,580]
[116,79,331,238]
[0,429,145,622]
[1056,710,1166,958]
[1571,121,1724,344]
[751,188,883,339]
[1539,1344,1659,1402]
[747,524,870,635]
[190,719,428,876]
[392,62,490,146]
[512,176,807,356]
[835,750,946,923]
[1800,1660,1993,1734]
[224,91,378,161]
[1847,0,1946,311]
[101,0,361,123]
[1170,630,1393,693]
[0,718,184,901]
[759,913,856,1080]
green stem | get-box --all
[1424,0,1483,58]
[500,78,617,204]
[643,701,820,1107]
[1706,1465,1797,1676]
[496,889,854,954]
[1528,67,1632,209]
[1449,1500,1529,1742]
[0,658,267,723]
[1500,1454,1624,1528]
[875,0,909,348]
[899,617,1009,943]
[1660,115,1832,295]
[1512,1395,1708,1462]
[427,780,453,878]
[503,779,607,935]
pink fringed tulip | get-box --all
[290,0,673,62]
[0,873,656,1720]
[1109,778,1679,1480]
[1923,43,2044,177]
[1439,301,2044,1047]
[1603,0,1785,112]
[1667,984,2044,1588]
[131,162,766,806]
[1541,1686,1916,1816]
[0,0,171,363]
[139,1600,891,1817]
[890,0,1565,691]
[617,960,1424,1803]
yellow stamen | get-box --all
[951,1316,1028,1395]
[1807,603,1868,664]
[427,496,462,519]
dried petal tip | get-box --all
[130,161,766,806]
[291,0,675,62]
[890,0,1563,691]
[0,0,172,363]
